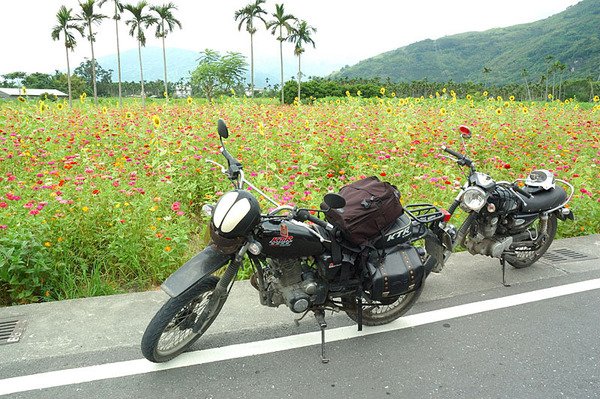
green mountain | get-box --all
[96,47,337,88]
[331,0,599,84]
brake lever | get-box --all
[439,154,459,163]
[206,159,226,173]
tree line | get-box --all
[5,0,596,105]
[4,0,317,107]
[282,76,600,104]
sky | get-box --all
[0,0,582,78]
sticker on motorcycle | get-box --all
[269,236,294,247]
[280,223,289,237]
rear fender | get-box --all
[424,230,445,273]
[161,245,232,298]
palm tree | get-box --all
[150,2,182,101]
[234,0,268,98]
[521,68,532,101]
[77,0,106,105]
[266,4,296,104]
[51,6,84,108]
[123,1,157,107]
[98,0,124,107]
[287,20,316,103]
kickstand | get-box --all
[314,310,330,364]
[501,256,511,287]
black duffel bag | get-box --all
[322,176,404,247]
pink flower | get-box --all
[171,202,181,212]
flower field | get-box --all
[1,94,599,305]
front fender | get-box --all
[161,245,232,298]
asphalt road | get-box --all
[1,235,599,399]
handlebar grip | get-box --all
[513,184,533,199]
[441,146,464,159]
[296,209,329,229]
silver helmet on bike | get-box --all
[211,190,261,238]
[525,169,555,190]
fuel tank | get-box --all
[257,219,325,258]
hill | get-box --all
[331,0,599,84]
[96,47,336,88]
[97,47,196,84]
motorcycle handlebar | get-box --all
[512,184,533,199]
[441,146,474,169]
[295,209,330,229]
[441,146,463,159]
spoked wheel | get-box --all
[505,214,557,269]
[141,276,225,363]
[341,285,424,326]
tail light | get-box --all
[441,208,452,223]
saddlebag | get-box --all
[323,176,404,246]
[365,244,424,301]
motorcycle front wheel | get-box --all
[141,275,224,363]
[505,214,557,269]
[341,285,424,326]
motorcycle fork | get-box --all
[192,243,248,333]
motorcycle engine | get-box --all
[464,216,513,258]
[261,259,327,313]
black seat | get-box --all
[519,185,568,213]
[373,213,413,249]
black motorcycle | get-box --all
[141,120,446,363]
[432,125,574,284]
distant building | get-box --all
[0,88,68,99]
[173,85,191,98]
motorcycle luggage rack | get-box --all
[404,203,445,225]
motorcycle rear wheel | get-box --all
[505,214,557,269]
[141,276,223,363]
[341,285,424,326]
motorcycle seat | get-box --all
[373,213,413,249]
[519,185,568,213]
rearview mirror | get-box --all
[323,193,346,210]
[217,119,229,139]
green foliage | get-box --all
[74,59,114,96]
[282,76,600,103]
[0,230,57,304]
[190,49,247,100]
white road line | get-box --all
[1,278,600,396]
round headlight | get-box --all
[461,186,488,211]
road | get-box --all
[1,235,599,398]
